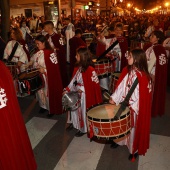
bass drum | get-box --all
[87,103,131,140]
[17,70,44,95]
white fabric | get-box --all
[145,45,156,75]
[65,23,75,62]
[20,27,31,40]
[66,69,87,133]
[110,69,140,154]
[29,18,41,31]
[31,50,49,110]
[3,40,28,72]
[163,38,170,58]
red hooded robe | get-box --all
[152,45,168,117]
[115,67,152,155]
[0,61,37,170]
[46,33,68,87]
[44,49,63,114]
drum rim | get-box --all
[18,71,40,80]
[87,102,130,121]
[94,58,111,64]
[87,111,130,122]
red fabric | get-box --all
[72,66,103,109]
[167,58,170,86]
[47,33,68,87]
[115,67,152,155]
[69,36,86,76]
[44,49,63,114]
[0,61,37,170]
[151,45,168,117]
[96,41,106,57]
[143,42,152,51]
[117,36,128,71]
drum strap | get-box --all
[97,40,119,61]
[114,78,138,120]
[8,42,19,61]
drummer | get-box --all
[63,47,102,137]
[109,49,152,161]
[3,27,29,73]
[97,22,128,72]
[27,35,63,116]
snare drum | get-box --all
[93,58,113,79]
[87,103,131,140]
[82,33,94,46]
[5,62,17,79]
[109,72,121,94]
[18,70,44,94]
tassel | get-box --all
[131,155,136,162]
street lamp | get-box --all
[165,2,169,13]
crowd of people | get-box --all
[0,12,170,169]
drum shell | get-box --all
[93,58,113,79]
[87,103,131,140]
[109,72,121,94]
[18,71,44,94]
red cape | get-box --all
[69,36,86,76]
[0,61,37,170]
[47,33,68,87]
[44,49,63,114]
[117,36,128,71]
[116,67,152,155]
[72,66,103,109]
[152,45,168,117]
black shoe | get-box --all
[110,141,119,148]
[46,113,54,118]
[66,124,73,131]
[128,152,138,162]
[39,108,47,113]
[75,131,86,137]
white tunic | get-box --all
[66,68,87,133]
[3,40,28,72]
[65,23,75,62]
[110,69,139,154]
[31,50,49,110]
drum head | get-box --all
[18,70,39,80]
[87,103,129,120]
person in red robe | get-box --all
[28,35,63,116]
[63,47,103,137]
[97,23,128,72]
[43,21,68,87]
[145,30,168,117]
[109,49,152,161]
[69,28,86,77]
[0,61,37,170]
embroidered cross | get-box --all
[59,38,64,45]
[159,54,166,65]
[91,71,99,83]
[0,87,8,109]
[50,53,58,64]
[147,82,152,93]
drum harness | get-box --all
[114,78,138,120]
